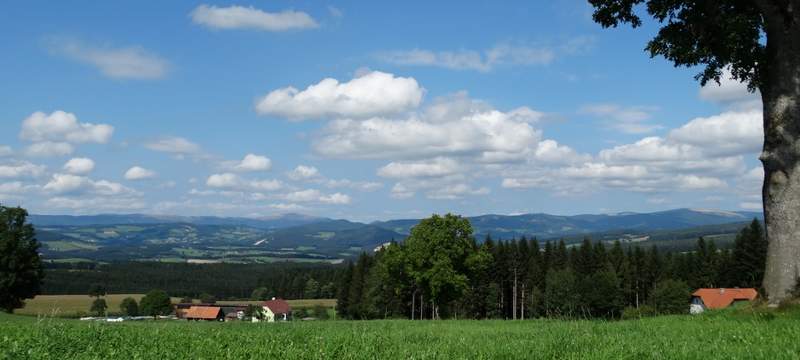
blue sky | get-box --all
[0,1,763,221]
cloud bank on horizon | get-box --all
[0,1,764,221]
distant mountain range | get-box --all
[29,213,326,229]
[372,208,762,239]
[31,208,762,264]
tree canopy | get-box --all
[140,290,173,317]
[0,205,44,313]
[588,0,800,303]
[589,0,765,89]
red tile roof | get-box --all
[184,306,222,319]
[692,288,758,309]
[263,299,291,314]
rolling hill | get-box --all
[372,208,762,239]
[31,208,762,264]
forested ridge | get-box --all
[43,262,338,300]
[336,214,766,320]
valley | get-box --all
[33,208,762,264]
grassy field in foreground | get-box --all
[2,309,800,359]
[17,295,336,317]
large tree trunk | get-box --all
[761,3,800,304]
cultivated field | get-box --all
[17,295,336,317]
[2,308,800,359]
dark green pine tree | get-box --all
[630,246,647,307]
[691,237,719,289]
[593,241,608,270]
[335,261,354,319]
[346,253,372,319]
[542,241,553,276]
[643,245,662,301]
[730,219,768,289]
[552,240,568,271]
[573,238,594,277]
[608,241,625,275]
[527,238,544,290]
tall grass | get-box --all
[1,310,799,359]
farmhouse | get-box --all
[690,288,758,314]
[253,298,292,322]
[183,306,224,321]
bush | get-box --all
[120,297,139,316]
[199,293,216,304]
[293,309,309,319]
[621,305,655,320]
[90,298,107,316]
[579,269,623,319]
[650,279,691,315]
[251,287,270,301]
[544,269,579,317]
[313,305,330,320]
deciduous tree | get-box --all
[140,289,173,317]
[120,297,139,316]
[90,298,107,317]
[0,206,44,313]
[588,0,800,303]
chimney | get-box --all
[719,288,725,294]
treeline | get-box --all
[43,262,339,300]
[336,215,766,320]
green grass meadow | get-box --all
[2,308,800,359]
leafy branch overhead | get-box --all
[589,0,765,90]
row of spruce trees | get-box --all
[336,214,766,320]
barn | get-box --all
[690,288,758,314]
[183,306,224,321]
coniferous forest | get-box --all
[336,214,767,320]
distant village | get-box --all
[81,298,299,323]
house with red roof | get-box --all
[252,298,292,322]
[183,306,224,321]
[690,288,758,314]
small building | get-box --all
[183,306,224,321]
[253,298,292,322]
[690,288,758,314]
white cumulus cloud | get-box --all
[145,136,203,159]
[43,173,135,196]
[580,104,662,134]
[233,154,272,172]
[20,111,114,144]
[206,173,282,192]
[287,165,320,180]
[256,71,424,120]
[124,166,156,180]
[190,4,318,31]
[668,110,762,157]
[319,192,351,204]
[699,68,761,110]
[378,157,461,179]
[314,95,542,160]
[0,162,47,178]
[63,158,95,175]
[24,142,74,157]
[49,38,168,80]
